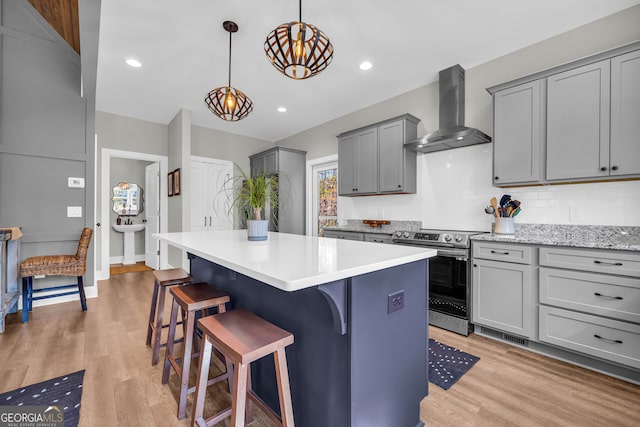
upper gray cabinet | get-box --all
[250,149,278,176]
[546,60,611,181]
[338,114,419,196]
[488,42,640,186]
[338,127,378,195]
[610,49,640,177]
[492,80,545,186]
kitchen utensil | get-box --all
[512,207,521,217]
[499,194,511,209]
[490,197,499,218]
[484,206,495,215]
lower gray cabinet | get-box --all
[472,258,535,338]
[363,233,393,244]
[323,230,364,241]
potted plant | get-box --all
[224,166,278,241]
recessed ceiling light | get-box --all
[277,107,287,113]
[126,58,142,68]
[359,61,373,71]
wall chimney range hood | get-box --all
[406,64,491,153]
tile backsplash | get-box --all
[337,144,640,231]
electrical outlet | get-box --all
[570,207,583,222]
[388,290,405,314]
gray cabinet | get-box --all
[249,147,306,235]
[338,114,419,196]
[378,119,417,193]
[538,246,640,369]
[488,42,640,186]
[610,49,640,177]
[323,230,364,241]
[363,233,393,244]
[492,80,545,186]
[546,60,610,181]
[471,242,537,338]
[338,128,378,195]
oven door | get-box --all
[427,248,469,319]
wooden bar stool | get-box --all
[146,268,193,365]
[192,308,295,427]
[163,282,231,420]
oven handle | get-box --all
[435,249,469,259]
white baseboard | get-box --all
[109,254,146,265]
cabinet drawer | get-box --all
[323,230,364,241]
[472,242,533,264]
[540,267,640,323]
[364,234,393,244]
[540,247,640,277]
[539,306,640,369]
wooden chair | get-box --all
[20,228,93,323]
[162,282,231,420]
[146,268,193,365]
[192,308,295,427]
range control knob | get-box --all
[403,232,411,238]
[395,231,402,238]
[454,235,463,242]
[443,234,452,242]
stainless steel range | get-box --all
[392,229,485,336]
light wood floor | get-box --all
[0,271,638,426]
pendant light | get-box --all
[205,21,253,121]
[264,0,334,80]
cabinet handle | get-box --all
[473,264,477,267]
[594,292,623,300]
[494,176,499,180]
[594,334,622,344]
[209,216,212,226]
[600,166,607,171]
[593,260,623,266]
[611,166,619,171]
[397,185,401,188]
[490,250,510,255]
[204,216,207,227]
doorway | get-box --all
[99,148,169,280]
[306,155,339,236]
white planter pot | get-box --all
[247,219,269,241]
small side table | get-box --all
[0,227,21,333]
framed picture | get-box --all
[168,171,174,197]
[173,168,181,195]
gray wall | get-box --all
[0,0,98,290]
[109,158,152,258]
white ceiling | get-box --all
[96,0,640,142]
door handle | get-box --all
[204,216,207,227]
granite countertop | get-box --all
[470,224,640,252]
[323,219,421,235]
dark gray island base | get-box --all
[189,254,429,427]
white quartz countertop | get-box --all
[155,230,436,292]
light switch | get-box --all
[68,177,85,188]
[67,206,83,217]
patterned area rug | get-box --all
[0,370,85,426]
[428,339,479,390]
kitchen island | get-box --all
[155,230,436,427]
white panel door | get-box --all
[208,162,233,231]
[144,162,160,269]
[191,162,209,231]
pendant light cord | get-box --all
[228,30,232,87]
[299,0,302,22]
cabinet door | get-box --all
[472,258,534,338]
[378,120,405,192]
[264,150,278,175]
[250,154,265,177]
[493,80,543,185]
[354,128,378,194]
[546,60,610,181]
[191,162,209,231]
[610,50,640,176]
[338,135,357,195]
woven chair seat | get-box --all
[20,255,85,277]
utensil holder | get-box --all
[494,217,515,235]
